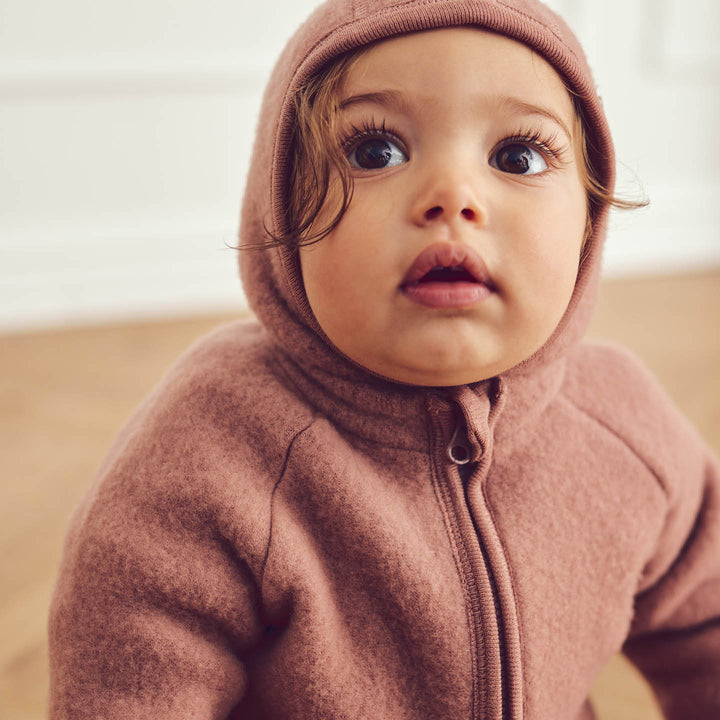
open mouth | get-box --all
[400,242,496,308]
[417,265,477,284]
[401,242,495,287]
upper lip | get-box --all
[401,242,495,288]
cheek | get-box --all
[301,244,356,320]
[539,180,586,254]
[503,189,586,300]
[546,202,587,303]
[300,211,392,330]
[314,193,401,276]
[300,247,356,344]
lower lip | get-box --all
[401,281,494,308]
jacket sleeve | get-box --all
[620,397,720,718]
[48,436,270,719]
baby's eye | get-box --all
[347,137,407,170]
[490,142,548,175]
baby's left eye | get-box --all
[490,143,548,175]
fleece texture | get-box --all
[48,1,720,718]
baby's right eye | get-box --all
[347,137,407,170]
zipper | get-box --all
[434,400,517,719]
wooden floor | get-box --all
[2,270,719,719]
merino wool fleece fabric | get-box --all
[48,1,720,719]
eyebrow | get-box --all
[338,90,410,114]
[495,96,573,141]
[338,89,573,140]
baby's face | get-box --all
[300,27,587,386]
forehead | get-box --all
[341,27,575,122]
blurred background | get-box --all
[1,0,719,718]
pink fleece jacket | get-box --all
[48,1,720,718]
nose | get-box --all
[410,167,487,228]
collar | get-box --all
[270,323,567,456]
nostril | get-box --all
[422,205,479,223]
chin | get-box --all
[366,342,498,386]
[378,361,499,388]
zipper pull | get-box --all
[447,421,471,465]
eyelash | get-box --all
[497,126,570,169]
[339,118,569,170]
[340,118,406,155]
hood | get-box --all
[238,0,615,403]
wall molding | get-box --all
[1,225,247,333]
[0,56,275,97]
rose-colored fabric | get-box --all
[48,1,720,718]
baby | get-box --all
[49,1,720,719]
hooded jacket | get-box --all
[48,1,720,719]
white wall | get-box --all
[2,0,719,332]
[0,0,319,332]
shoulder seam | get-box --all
[559,391,671,498]
[259,415,318,586]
